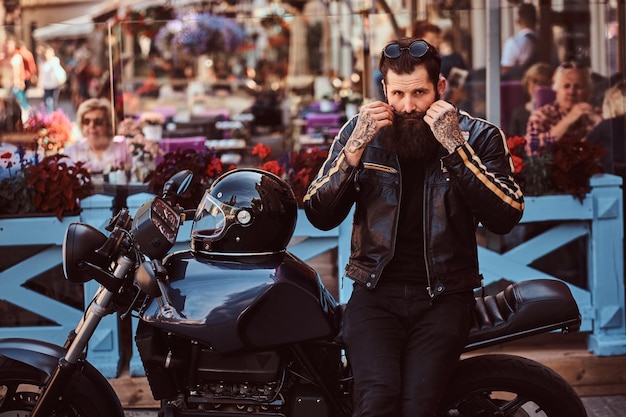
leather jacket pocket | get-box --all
[358,163,399,187]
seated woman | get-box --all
[64,98,132,174]
[524,61,603,156]
[507,62,552,137]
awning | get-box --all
[32,15,95,41]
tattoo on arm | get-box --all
[432,111,466,153]
[345,113,377,153]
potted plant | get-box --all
[146,148,232,210]
[23,109,73,155]
[0,152,93,220]
[252,143,328,205]
[138,112,166,142]
[507,134,605,201]
[118,117,162,182]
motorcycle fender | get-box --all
[0,338,124,417]
[0,338,66,377]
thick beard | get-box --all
[379,111,441,161]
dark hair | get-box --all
[378,37,442,89]
[411,20,441,38]
[518,3,537,28]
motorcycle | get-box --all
[0,168,588,417]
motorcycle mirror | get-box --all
[135,261,162,297]
[162,170,194,199]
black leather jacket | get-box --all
[303,109,524,298]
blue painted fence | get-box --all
[1,174,625,378]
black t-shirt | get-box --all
[380,159,428,285]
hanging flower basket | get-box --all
[154,12,245,58]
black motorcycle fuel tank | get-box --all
[140,251,340,353]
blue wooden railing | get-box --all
[1,174,625,378]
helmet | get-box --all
[191,168,298,256]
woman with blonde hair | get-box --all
[524,61,602,156]
[64,98,131,174]
[587,80,626,174]
[601,80,626,119]
[508,62,553,137]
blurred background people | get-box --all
[587,80,626,175]
[411,19,442,47]
[508,62,553,137]
[439,28,467,79]
[0,97,23,134]
[17,40,37,92]
[38,45,67,114]
[501,3,539,80]
[1,37,30,116]
[525,61,602,156]
[69,39,94,107]
[64,98,131,174]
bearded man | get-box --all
[303,37,524,417]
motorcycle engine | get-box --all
[136,322,331,416]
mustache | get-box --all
[394,110,427,123]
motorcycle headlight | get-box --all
[63,222,108,283]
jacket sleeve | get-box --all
[303,120,359,231]
[443,120,524,234]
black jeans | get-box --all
[342,280,475,417]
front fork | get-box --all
[29,255,135,417]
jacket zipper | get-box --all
[425,163,437,299]
[362,162,398,174]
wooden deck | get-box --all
[464,332,626,397]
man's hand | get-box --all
[344,100,394,165]
[424,100,466,154]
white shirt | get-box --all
[501,28,537,68]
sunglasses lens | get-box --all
[409,41,428,58]
[383,41,428,59]
[384,44,401,59]
[83,118,104,126]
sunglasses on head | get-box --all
[559,61,587,70]
[82,117,105,127]
[382,40,430,59]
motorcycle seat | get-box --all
[466,279,581,351]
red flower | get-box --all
[507,135,526,156]
[205,157,224,179]
[251,143,272,160]
[261,160,285,177]
[550,137,605,201]
[511,154,524,174]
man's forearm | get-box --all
[344,112,377,166]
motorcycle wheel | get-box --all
[439,354,587,417]
[0,358,114,417]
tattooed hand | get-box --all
[424,100,466,154]
[344,101,394,165]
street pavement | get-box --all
[122,395,626,416]
[582,395,626,417]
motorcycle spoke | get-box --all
[0,381,40,416]
[498,396,532,416]
[459,391,530,416]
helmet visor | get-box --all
[191,192,235,240]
